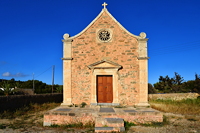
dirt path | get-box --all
[0,110,199,133]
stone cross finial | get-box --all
[102,2,108,9]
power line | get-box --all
[35,66,52,78]
[149,45,200,56]
[150,40,200,51]
[148,40,200,56]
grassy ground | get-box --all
[149,98,200,115]
[0,102,95,132]
[0,99,199,132]
[0,102,60,119]
[0,103,60,130]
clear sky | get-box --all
[0,0,200,85]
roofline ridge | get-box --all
[66,8,146,40]
[104,9,144,39]
[69,8,105,39]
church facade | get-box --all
[61,3,149,107]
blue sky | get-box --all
[0,0,200,85]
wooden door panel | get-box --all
[97,76,104,103]
[98,76,103,83]
[97,75,113,103]
[107,76,112,83]
[106,76,113,103]
[98,85,104,102]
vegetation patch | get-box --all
[125,115,169,130]
[185,115,198,121]
[80,102,87,108]
[187,118,197,121]
[0,102,60,131]
[68,104,73,107]
[0,78,63,95]
[124,121,136,130]
[150,98,200,115]
[0,102,60,119]
[50,121,95,129]
[141,115,169,127]
[151,73,200,93]
[114,105,126,108]
[0,124,6,129]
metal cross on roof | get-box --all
[102,2,108,9]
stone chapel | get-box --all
[61,3,149,107]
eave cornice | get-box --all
[137,57,150,60]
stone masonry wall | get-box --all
[148,93,199,101]
[71,11,139,105]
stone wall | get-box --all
[71,11,139,105]
[148,93,199,101]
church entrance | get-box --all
[97,75,113,103]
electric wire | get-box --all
[149,40,200,56]
[150,40,200,51]
[149,45,200,56]
[34,66,52,78]
[32,41,200,78]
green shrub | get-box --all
[80,102,87,108]
[0,124,6,129]
[50,121,94,129]
[124,121,136,130]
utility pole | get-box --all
[52,65,55,93]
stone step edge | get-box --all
[105,118,124,123]
[95,117,124,127]
[95,127,125,132]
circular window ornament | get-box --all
[98,29,111,42]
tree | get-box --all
[181,80,195,93]
[154,75,174,93]
[0,79,63,94]
[21,80,33,88]
[55,85,63,93]
[194,73,200,93]
[34,80,48,94]
[1,81,15,96]
[154,72,184,93]
[148,83,157,94]
[173,72,184,85]
[171,72,184,93]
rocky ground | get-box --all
[0,111,199,133]
[127,113,200,133]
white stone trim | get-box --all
[61,34,72,106]
[88,59,122,69]
[91,68,119,104]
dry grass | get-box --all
[149,98,200,115]
[0,103,95,132]
[0,102,60,119]
[0,102,60,130]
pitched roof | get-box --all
[67,5,146,40]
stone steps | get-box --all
[95,117,125,132]
[44,106,163,131]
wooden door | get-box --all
[97,75,113,103]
